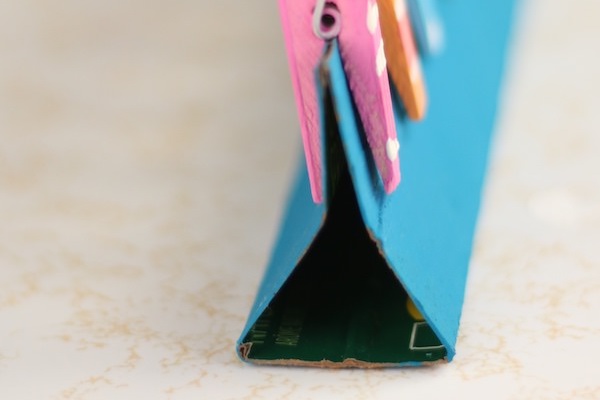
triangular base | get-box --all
[240,87,446,366]
[240,163,446,366]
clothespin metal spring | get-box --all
[312,0,341,40]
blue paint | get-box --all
[407,0,445,56]
[237,0,517,364]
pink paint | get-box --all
[279,0,400,203]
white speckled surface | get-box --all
[1,0,599,399]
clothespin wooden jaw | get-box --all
[279,0,432,204]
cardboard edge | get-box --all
[237,352,448,369]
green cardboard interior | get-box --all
[240,86,446,366]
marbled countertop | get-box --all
[1,0,598,399]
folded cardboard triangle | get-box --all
[237,0,517,367]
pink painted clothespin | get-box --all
[279,0,401,203]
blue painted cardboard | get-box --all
[407,0,445,56]
[237,0,517,365]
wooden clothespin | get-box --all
[279,0,403,203]
[378,0,427,120]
